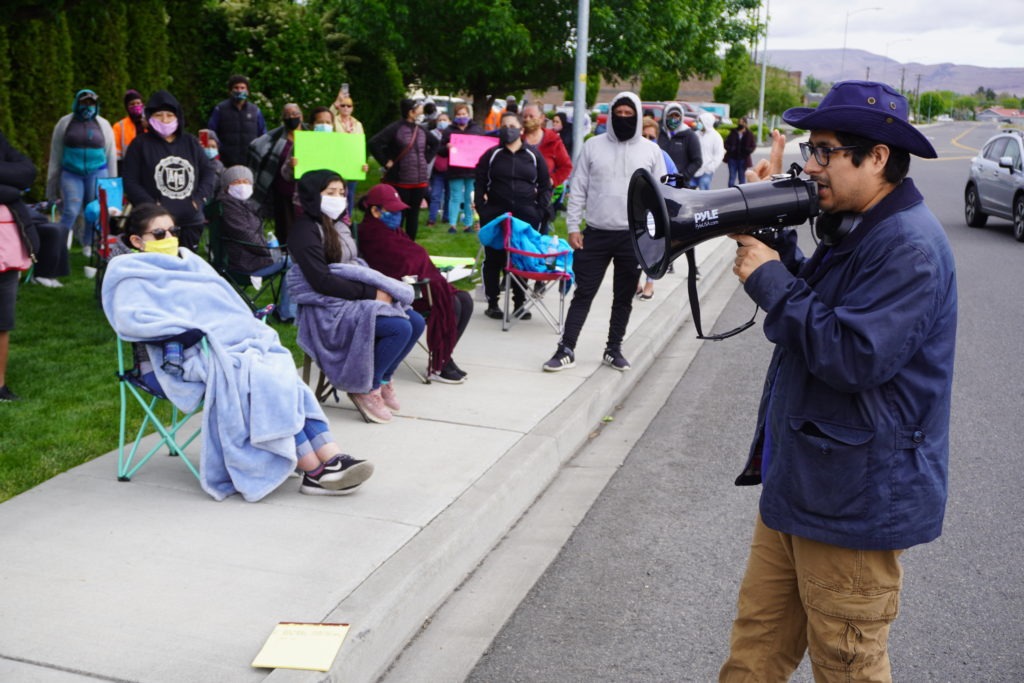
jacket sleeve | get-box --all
[192,137,217,206]
[683,133,702,180]
[535,148,553,221]
[548,132,573,187]
[565,141,591,233]
[744,233,948,392]
[100,117,118,177]
[121,138,156,206]
[289,217,377,300]
[207,104,221,134]
[424,125,439,164]
[0,132,38,192]
[46,116,68,201]
[368,121,399,166]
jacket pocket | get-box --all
[783,417,875,519]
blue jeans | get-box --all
[690,173,713,191]
[294,418,332,457]
[61,169,108,244]
[447,177,475,227]
[374,311,425,387]
[250,256,294,320]
[728,158,747,187]
[429,172,448,222]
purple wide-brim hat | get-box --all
[783,80,937,159]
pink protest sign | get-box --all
[448,133,498,169]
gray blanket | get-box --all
[286,262,415,393]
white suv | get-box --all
[965,130,1024,240]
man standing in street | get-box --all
[208,75,267,168]
[721,80,957,682]
[542,92,665,372]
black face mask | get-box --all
[612,114,637,141]
[283,117,302,131]
[499,126,521,146]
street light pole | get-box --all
[571,0,589,165]
[757,0,769,145]
[840,7,882,80]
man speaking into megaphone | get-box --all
[719,81,958,682]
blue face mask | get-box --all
[313,123,332,133]
[80,105,97,120]
[232,90,248,101]
[380,210,403,230]
[204,147,218,159]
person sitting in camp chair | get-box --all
[356,184,473,385]
[102,203,373,501]
[215,165,293,319]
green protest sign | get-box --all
[294,131,367,180]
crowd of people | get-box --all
[2,73,961,681]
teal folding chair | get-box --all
[115,337,204,482]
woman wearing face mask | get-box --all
[122,90,217,252]
[357,183,473,384]
[287,170,425,424]
[46,89,117,258]
[217,166,291,319]
[474,111,553,321]
[427,112,451,227]
[104,202,374,499]
[197,128,225,181]
[436,103,484,233]
[249,103,310,246]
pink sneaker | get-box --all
[380,383,400,412]
[347,389,393,424]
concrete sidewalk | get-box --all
[0,235,737,683]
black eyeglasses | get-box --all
[145,226,181,240]
[799,142,859,167]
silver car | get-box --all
[964,130,1024,240]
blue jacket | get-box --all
[738,178,957,551]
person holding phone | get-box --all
[330,87,368,218]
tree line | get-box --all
[1,0,761,199]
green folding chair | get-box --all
[115,337,205,482]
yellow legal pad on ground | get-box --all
[251,622,350,672]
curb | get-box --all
[273,238,738,682]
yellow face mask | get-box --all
[142,236,179,256]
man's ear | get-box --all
[870,144,891,174]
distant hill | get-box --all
[766,49,1024,95]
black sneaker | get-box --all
[542,344,576,372]
[602,347,631,372]
[484,304,504,319]
[447,359,468,378]
[429,365,467,384]
[513,308,532,321]
[300,455,375,495]
[0,385,20,402]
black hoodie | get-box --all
[123,90,216,228]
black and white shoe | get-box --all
[0,385,20,402]
[542,345,576,372]
[300,455,375,495]
[602,347,631,372]
[429,365,467,384]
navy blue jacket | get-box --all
[739,178,957,551]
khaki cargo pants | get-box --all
[720,514,903,683]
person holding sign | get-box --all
[437,103,485,234]
[248,103,310,246]
[329,92,370,218]
[368,99,439,241]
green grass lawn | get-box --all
[0,190,563,504]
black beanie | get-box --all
[400,98,418,118]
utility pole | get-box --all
[757,0,769,145]
[914,74,922,122]
[571,0,589,164]
[900,67,906,95]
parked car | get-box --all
[964,130,1024,241]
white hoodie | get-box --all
[694,111,725,178]
[565,91,666,233]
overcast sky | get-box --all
[762,1,1024,70]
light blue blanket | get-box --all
[102,249,327,502]
[286,262,415,394]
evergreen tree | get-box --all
[66,1,130,112]
[127,0,171,100]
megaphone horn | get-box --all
[627,166,819,278]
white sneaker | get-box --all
[81,245,92,258]
[34,277,63,288]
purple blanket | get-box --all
[287,263,415,393]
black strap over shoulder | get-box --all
[686,248,758,341]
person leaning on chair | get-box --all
[542,92,666,373]
[475,111,553,322]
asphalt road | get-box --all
[466,121,1024,682]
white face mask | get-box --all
[320,195,348,220]
[227,183,253,201]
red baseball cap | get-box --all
[364,184,409,212]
